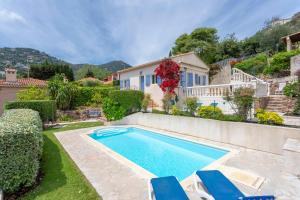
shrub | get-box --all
[283,81,300,114]
[256,110,283,125]
[221,114,243,122]
[17,86,49,100]
[224,87,255,120]
[185,97,198,116]
[152,109,167,114]
[5,100,56,122]
[77,78,102,87]
[102,98,125,121]
[171,105,181,115]
[235,53,268,75]
[197,106,223,119]
[162,93,173,113]
[108,90,144,114]
[0,109,43,193]
[57,114,74,122]
[264,49,300,76]
[73,87,114,107]
[142,94,151,112]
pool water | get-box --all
[89,127,228,181]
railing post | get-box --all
[0,189,3,200]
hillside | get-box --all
[0,47,66,71]
[71,60,131,72]
[0,47,131,78]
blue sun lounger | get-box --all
[148,176,189,200]
[194,170,275,200]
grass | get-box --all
[22,121,103,200]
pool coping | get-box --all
[80,125,239,189]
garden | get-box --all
[139,59,286,126]
[0,64,143,199]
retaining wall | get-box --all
[111,112,300,155]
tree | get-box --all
[30,60,74,81]
[85,68,95,78]
[154,59,180,94]
[48,74,78,110]
[216,34,241,60]
[75,65,111,80]
[171,28,219,64]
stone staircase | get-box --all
[265,95,295,113]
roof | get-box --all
[0,78,47,88]
[281,31,300,43]
[78,77,101,82]
[118,52,198,73]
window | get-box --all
[120,80,124,88]
[195,74,202,85]
[152,75,156,84]
[124,79,130,88]
[187,72,193,87]
[146,75,151,86]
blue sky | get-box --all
[0,0,299,65]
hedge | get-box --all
[5,100,56,122]
[108,90,144,114]
[73,87,116,107]
[0,109,43,193]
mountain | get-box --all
[0,47,66,70]
[0,47,131,77]
[71,60,131,73]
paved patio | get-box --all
[55,126,300,200]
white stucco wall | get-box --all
[111,112,300,155]
[119,55,209,108]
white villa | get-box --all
[118,52,269,113]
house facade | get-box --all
[118,52,270,113]
[118,52,209,108]
[0,68,47,115]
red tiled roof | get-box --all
[0,78,47,88]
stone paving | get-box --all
[55,126,300,200]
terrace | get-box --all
[55,121,300,199]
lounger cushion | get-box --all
[196,170,245,200]
[150,176,189,200]
[241,196,275,200]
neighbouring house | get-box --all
[282,31,300,52]
[0,68,47,115]
[103,73,118,84]
[118,52,270,113]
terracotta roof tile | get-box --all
[0,78,47,88]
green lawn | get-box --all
[22,122,103,200]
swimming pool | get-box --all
[89,127,228,181]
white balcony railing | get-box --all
[186,82,256,98]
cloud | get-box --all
[0,9,27,24]
[0,0,299,65]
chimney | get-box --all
[5,68,17,82]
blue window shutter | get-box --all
[146,75,151,86]
[128,79,130,87]
[120,80,124,88]
[187,73,193,87]
[157,76,162,85]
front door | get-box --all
[140,76,145,92]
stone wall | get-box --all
[290,54,300,76]
[111,112,300,155]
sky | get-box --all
[0,0,299,66]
